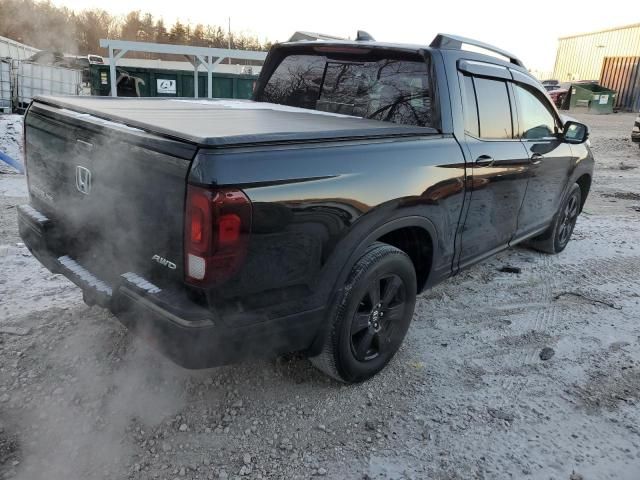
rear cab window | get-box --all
[257,51,433,128]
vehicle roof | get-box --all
[273,35,529,73]
[276,39,431,55]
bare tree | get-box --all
[75,9,117,55]
[0,0,272,55]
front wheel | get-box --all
[310,242,417,383]
[528,183,582,254]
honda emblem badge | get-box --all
[76,166,92,195]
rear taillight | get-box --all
[184,185,251,286]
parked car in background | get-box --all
[547,86,569,108]
[633,115,640,147]
[542,81,568,108]
[87,54,104,65]
[18,33,594,383]
[542,79,559,88]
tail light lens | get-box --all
[184,185,251,286]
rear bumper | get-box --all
[18,204,324,368]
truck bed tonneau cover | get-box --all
[33,96,437,147]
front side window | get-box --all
[473,77,513,139]
[260,54,433,127]
[514,84,558,140]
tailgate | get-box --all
[24,102,197,288]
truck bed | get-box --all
[33,96,437,147]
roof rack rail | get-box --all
[430,33,525,68]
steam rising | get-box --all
[8,114,195,479]
[13,313,188,480]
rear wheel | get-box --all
[528,183,582,254]
[310,242,417,383]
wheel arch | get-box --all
[377,226,433,293]
[308,215,438,357]
[342,216,438,294]
[575,173,591,211]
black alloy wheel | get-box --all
[350,274,408,362]
[528,183,582,254]
[310,242,417,383]
[557,189,580,249]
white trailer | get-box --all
[13,61,82,112]
[0,35,39,61]
[0,36,83,112]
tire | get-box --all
[310,242,417,383]
[528,183,582,254]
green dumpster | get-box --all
[90,65,258,100]
[568,83,617,114]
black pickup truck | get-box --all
[18,33,594,383]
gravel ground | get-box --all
[1,112,640,480]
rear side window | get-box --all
[260,54,433,127]
[461,74,479,137]
[473,77,513,139]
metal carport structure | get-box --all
[99,39,267,98]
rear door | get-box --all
[511,82,573,239]
[457,73,531,268]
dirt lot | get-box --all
[1,112,639,480]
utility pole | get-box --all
[228,17,231,65]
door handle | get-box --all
[530,153,544,165]
[475,155,495,167]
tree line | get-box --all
[0,0,273,57]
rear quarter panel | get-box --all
[189,135,466,314]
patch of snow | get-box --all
[0,244,80,314]
[0,114,24,173]
[0,174,27,197]
[58,109,145,133]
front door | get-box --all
[457,74,531,269]
[511,83,574,239]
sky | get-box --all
[52,0,637,73]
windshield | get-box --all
[258,53,433,127]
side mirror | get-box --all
[563,121,589,144]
